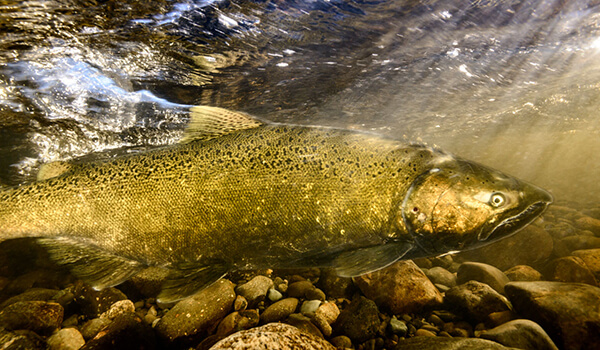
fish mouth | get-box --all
[486,200,550,241]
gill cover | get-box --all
[401,158,552,255]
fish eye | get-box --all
[489,192,506,208]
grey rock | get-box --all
[267,288,283,302]
[80,317,111,340]
[47,328,85,350]
[235,275,273,306]
[155,279,236,345]
[504,265,542,281]
[455,225,553,271]
[481,319,559,350]
[0,301,64,335]
[80,312,156,350]
[215,309,260,338]
[505,281,600,350]
[260,298,299,323]
[394,336,519,349]
[354,260,443,314]
[388,316,407,336]
[210,323,335,350]
[425,267,456,287]
[300,300,321,318]
[333,296,380,343]
[444,281,511,322]
[0,328,45,350]
[457,262,510,294]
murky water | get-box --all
[1,0,599,203]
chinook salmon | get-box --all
[0,107,552,302]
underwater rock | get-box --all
[80,312,156,350]
[504,265,542,281]
[394,336,519,349]
[424,267,457,287]
[312,301,340,337]
[267,288,283,302]
[444,281,511,322]
[457,262,510,294]
[333,296,381,343]
[388,316,408,336]
[330,335,353,348]
[284,313,324,338]
[287,280,315,299]
[560,235,600,252]
[0,288,63,309]
[260,298,299,324]
[574,216,600,235]
[80,317,111,340]
[318,269,355,299]
[74,282,128,317]
[234,275,273,306]
[480,319,559,350]
[99,300,135,320]
[572,249,600,280]
[354,260,443,314]
[0,328,45,350]
[210,323,335,350]
[215,310,260,338]
[300,300,321,318]
[552,256,598,286]
[455,226,553,271]
[46,327,85,350]
[0,301,63,335]
[155,279,235,345]
[505,281,600,350]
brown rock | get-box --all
[444,281,511,322]
[313,302,340,337]
[260,298,299,324]
[575,216,600,235]
[572,249,600,280]
[318,269,356,299]
[0,301,64,335]
[354,260,443,314]
[333,296,380,343]
[504,265,542,281]
[505,281,600,350]
[287,280,315,298]
[552,256,598,286]
[215,310,260,338]
[561,235,600,252]
[210,323,335,350]
[457,262,510,294]
[455,225,553,271]
[155,279,236,346]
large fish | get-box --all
[0,107,552,302]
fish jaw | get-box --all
[401,157,553,256]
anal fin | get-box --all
[37,237,145,290]
[157,260,229,303]
[334,241,415,277]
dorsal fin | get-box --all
[37,161,73,181]
[181,106,264,144]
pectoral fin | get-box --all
[334,241,415,277]
[181,106,264,143]
[158,260,229,303]
[37,237,145,290]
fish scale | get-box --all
[0,106,552,302]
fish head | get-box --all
[401,157,553,255]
